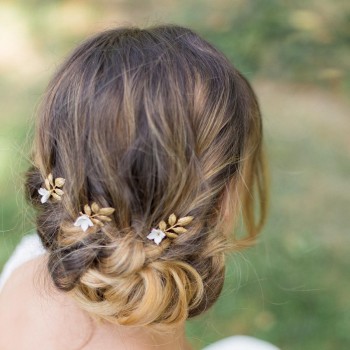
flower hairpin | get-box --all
[74,202,115,232]
[147,213,194,245]
[38,173,65,203]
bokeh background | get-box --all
[0,1,349,349]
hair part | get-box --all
[25,24,268,328]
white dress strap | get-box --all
[202,335,280,350]
[0,232,46,292]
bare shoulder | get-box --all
[0,255,49,348]
[0,254,91,350]
[0,253,47,290]
[0,254,49,315]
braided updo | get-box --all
[24,24,267,328]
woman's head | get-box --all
[25,24,267,328]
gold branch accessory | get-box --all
[38,173,65,203]
[74,202,115,232]
[147,213,194,245]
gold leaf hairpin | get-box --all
[147,213,194,245]
[38,173,65,203]
[74,202,115,232]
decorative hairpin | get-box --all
[147,213,194,245]
[74,202,115,232]
[38,173,65,203]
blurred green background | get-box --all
[0,0,349,349]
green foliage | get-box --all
[197,0,350,91]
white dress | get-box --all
[0,233,280,350]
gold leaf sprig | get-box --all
[158,213,194,239]
[38,173,65,203]
[74,202,115,232]
[80,202,115,227]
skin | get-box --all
[0,254,193,350]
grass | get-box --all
[1,1,349,349]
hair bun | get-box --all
[50,224,207,327]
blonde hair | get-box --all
[24,24,267,328]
